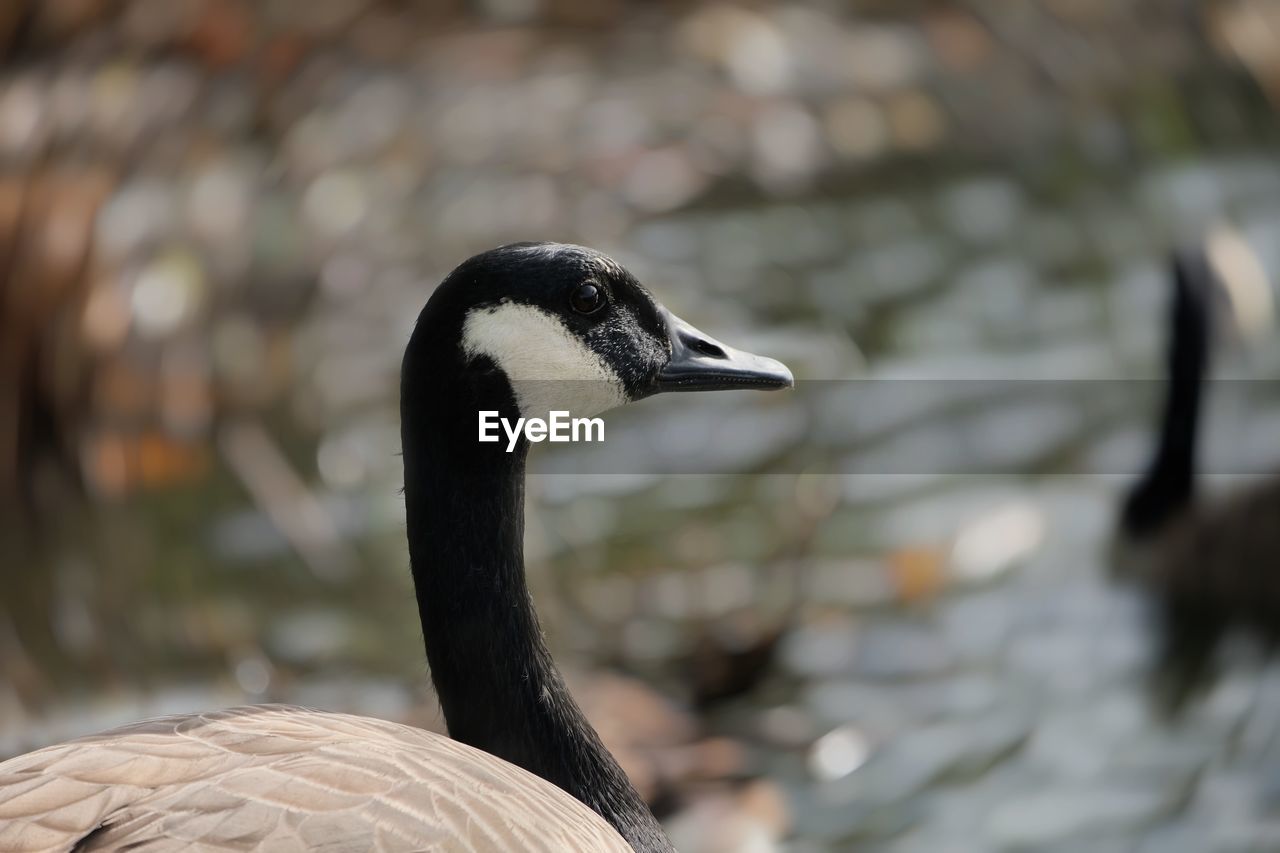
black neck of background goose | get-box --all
[1122,248,1211,538]
[400,326,673,853]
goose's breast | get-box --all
[0,704,632,852]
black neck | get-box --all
[401,370,671,852]
[1122,249,1211,538]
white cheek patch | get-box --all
[461,302,629,418]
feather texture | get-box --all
[0,705,632,852]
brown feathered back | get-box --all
[0,704,633,852]
[1141,476,1280,707]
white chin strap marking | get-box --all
[462,302,628,418]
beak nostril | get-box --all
[657,305,791,391]
[686,337,726,359]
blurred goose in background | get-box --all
[1115,238,1280,711]
[0,242,793,852]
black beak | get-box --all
[655,307,794,392]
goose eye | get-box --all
[570,282,605,315]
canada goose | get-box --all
[0,242,793,851]
[1114,245,1280,710]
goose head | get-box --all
[402,242,793,441]
[398,242,791,852]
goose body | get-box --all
[0,706,631,852]
[0,242,793,851]
[1116,246,1280,708]
[1134,478,1280,703]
